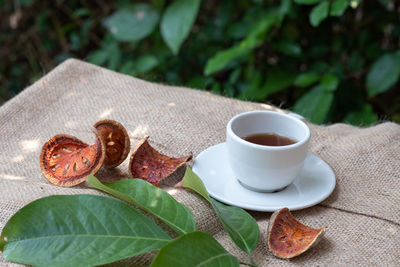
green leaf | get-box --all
[0,237,5,251]
[211,199,259,256]
[80,19,93,46]
[378,0,390,6]
[104,4,159,42]
[344,104,378,125]
[310,1,329,27]
[294,72,320,87]
[69,32,80,51]
[153,0,166,11]
[278,0,292,21]
[88,50,108,66]
[182,167,259,261]
[366,52,400,97]
[204,46,247,76]
[105,41,121,70]
[223,83,235,97]
[1,195,170,267]
[263,70,296,95]
[320,74,339,91]
[160,0,201,54]
[274,40,302,57]
[241,70,295,101]
[120,61,137,76]
[348,51,365,72]
[87,175,196,236]
[227,21,249,40]
[238,71,263,100]
[294,0,321,4]
[204,14,277,75]
[134,54,159,73]
[330,0,349,16]
[151,231,239,267]
[19,0,35,6]
[73,8,91,17]
[293,85,334,124]
[243,14,277,49]
[229,68,242,84]
[182,167,211,203]
[186,76,212,89]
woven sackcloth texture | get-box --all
[0,59,399,266]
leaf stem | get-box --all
[0,238,5,251]
[249,254,255,265]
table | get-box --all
[0,59,399,266]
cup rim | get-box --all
[227,110,310,150]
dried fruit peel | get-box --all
[129,136,192,186]
[39,131,105,187]
[94,119,130,168]
[268,208,326,259]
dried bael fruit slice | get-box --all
[39,131,105,187]
[268,208,326,259]
[129,136,192,186]
[94,119,130,168]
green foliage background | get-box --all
[1,0,399,125]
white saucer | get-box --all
[192,143,335,212]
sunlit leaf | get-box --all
[151,231,239,267]
[1,195,170,267]
[310,1,329,27]
[161,0,201,54]
[182,167,211,203]
[366,52,400,97]
[87,175,196,236]
[104,4,159,42]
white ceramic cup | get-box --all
[226,110,310,192]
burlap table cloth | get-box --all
[0,59,399,266]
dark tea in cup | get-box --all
[243,133,296,147]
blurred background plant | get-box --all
[1,0,399,125]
